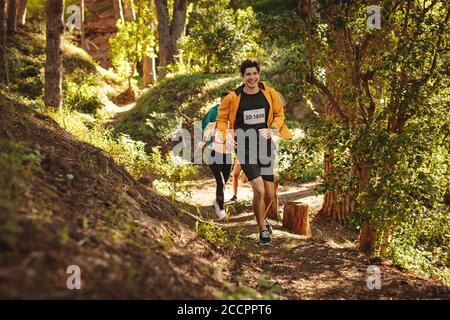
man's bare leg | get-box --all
[250,176,267,231]
[232,162,241,197]
[263,180,275,219]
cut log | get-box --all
[282,201,311,236]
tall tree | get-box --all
[16,0,26,26]
[155,0,187,76]
[302,0,450,255]
[44,0,65,109]
[142,3,156,86]
[0,0,8,86]
[110,0,156,92]
[6,0,16,34]
[142,53,156,86]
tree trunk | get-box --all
[151,55,156,82]
[112,0,124,23]
[379,226,392,256]
[282,202,311,236]
[319,151,355,225]
[359,223,377,257]
[44,0,65,109]
[0,0,9,86]
[155,0,187,77]
[155,0,173,71]
[142,55,156,87]
[123,0,135,21]
[80,0,85,48]
[169,0,187,53]
[320,157,371,223]
[6,0,16,34]
[16,0,25,26]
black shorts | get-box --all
[240,160,274,182]
[236,136,275,182]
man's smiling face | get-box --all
[242,67,260,89]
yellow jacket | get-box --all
[216,82,293,141]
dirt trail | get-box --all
[1,94,448,299]
[167,177,450,299]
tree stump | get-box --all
[282,201,311,236]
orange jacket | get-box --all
[216,82,293,141]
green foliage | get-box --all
[7,45,45,99]
[179,0,263,73]
[109,4,156,88]
[5,25,115,104]
[64,78,105,114]
[149,147,198,200]
[230,0,297,14]
[297,0,450,281]
[276,118,323,183]
[27,0,94,25]
[63,41,98,76]
[350,106,449,282]
[115,72,242,149]
[145,111,183,143]
[195,218,243,248]
[47,109,152,179]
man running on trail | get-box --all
[216,59,292,245]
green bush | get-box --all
[195,219,243,248]
[7,48,45,99]
[276,119,323,183]
[109,3,156,90]
[149,147,198,201]
[64,79,105,114]
[47,109,152,179]
[115,72,242,150]
[179,0,263,73]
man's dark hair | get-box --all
[220,92,229,100]
[240,59,260,75]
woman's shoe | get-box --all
[213,200,226,220]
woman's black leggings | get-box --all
[208,151,232,210]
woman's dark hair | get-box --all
[240,59,260,75]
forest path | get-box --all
[165,176,450,299]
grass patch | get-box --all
[114,72,242,150]
[195,218,243,249]
[46,108,151,179]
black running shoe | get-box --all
[229,195,237,202]
[264,218,273,235]
[259,230,271,246]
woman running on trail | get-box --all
[199,93,233,220]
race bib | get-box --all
[243,108,266,125]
